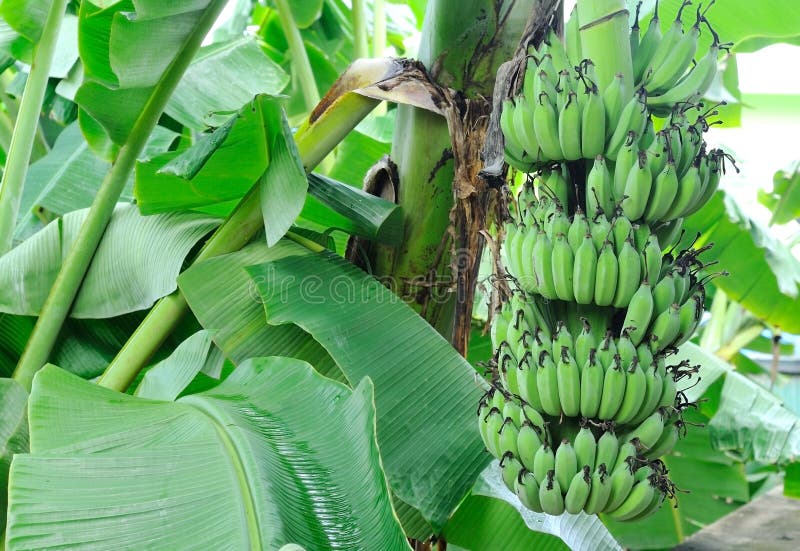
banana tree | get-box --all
[1,0,800,550]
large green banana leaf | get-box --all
[165,37,289,130]
[676,343,800,493]
[177,239,343,381]
[246,251,490,529]
[684,191,800,333]
[0,204,218,318]
[5,359,409,550]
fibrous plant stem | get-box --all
[577,0,633,92]
[274,0,320,112]
[0,0,68,255]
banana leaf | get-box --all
[247,251,490,529]
[0,204,219,318]
[685,191,800,333]
[177,239,344,381]
[5,359,409,550]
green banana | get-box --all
[590,212,612,251]
[613,237,642,308]
[664,161,703,221]
[517,225,539,292]
[580,349,604,418]
[501,452,524,492]
[636,342,654,373]
[614,358,648,425]
[676,292,703,345]
[546,29,570,75]
[596,331,618,371]
[559,91,583,160]
[537,350,562,417]
[632,0,662,82]
[534,92,564,160]
[617,329,638,369]
[649,303,682,353]
[499,418,521,457]
[611,215,633,254]
[575,318,596,368]
[641,0,693,89]
[552,233,576,301]
[623,281,655,346]
[644,161,679,224]
[533,230,558,300]
[518,358,543,412]
[613,133,638,201]
[573,233,598,304]
[594,239,619,307]
[501,100,525,157]
[646,421,680,459]
[658,372,678,411]
[595,430,620,471]
[515,470,543,512]
[574,425,597,473]
[517,421,544,471]
[565,466,592,514]
[540,470,566,515]
[607,479,657,520]
[552,321,574,358]
[652,272,676,317]
[606,89,647,161]
[621,151,653,221]
[598,355,627,420]
[624,409,666,450]
[568,208,589,252]
[557,346,582,417]
[605,457,636,511]
[555,439,579,492]
[581,85,606,159]
[533,442,556,485]
[584,464,612,514]
[630,361,664,426]
[603,73,629,141]
[586,156,614,217]
[513,95,541,159]
[644,8,701,94]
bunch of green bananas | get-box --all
[478,388,679,518]
[483,0,734,522]
[631,0,727,117]
[489,292,701,427]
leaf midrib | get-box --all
[181,397,262,551]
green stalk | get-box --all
[12,0,230,391]
[0,0,67,255]
[98,91,380,392]
[275,0,320,111]
[372,0,534,337]
[352,0,369,58]
[577,0,633,92]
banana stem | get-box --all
[352,0,369,58]
[0,0,67,255]
[576,0,633,93]
[12,0,230,391]
[98,90,380,392]
[274,0,320,112]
